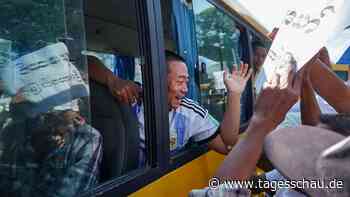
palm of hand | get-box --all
[224,63,252,94]
[226,74,247,93]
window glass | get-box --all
[193,0,242,121]
[84,51,117,72]
[161,0,222,155]
[335,71,348,81]
[0,1,98,196]
[84,51,143,84]
[85,0,147,183]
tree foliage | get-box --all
[195,7,241,67]
[0,0,66,55]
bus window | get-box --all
[0,1,100,196]
[193,0,243,121]
[85,0,148,182]
[159,0,225,155]
[334,70,348,81]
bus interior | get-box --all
[0,0,275,196]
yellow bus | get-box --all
[0,0,270,196]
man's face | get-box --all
[253,47,267,72]
[167,60,189,109]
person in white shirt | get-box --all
[88,50,253,156]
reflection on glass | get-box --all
[193,0,242,121]
[85,0,145,183]
[0,1,101,196]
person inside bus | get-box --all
[0,75,102,196]
[251,41,268,100]
[252,41,267,78]
[88,50,253,156]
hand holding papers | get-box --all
[256,0,346,93]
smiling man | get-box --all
[136,50,252,159]
[89,50,253,160]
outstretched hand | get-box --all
[253,66,302,132]
[224,62,253,95]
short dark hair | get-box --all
[165,50,186,63]
[320,113,350,136]
[252,41,266,51]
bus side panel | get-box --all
[130,151,225,197]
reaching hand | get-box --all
[252,67,302,132]
[224,62,253,95]
[107,76,142,104]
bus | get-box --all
[332,47,350,81]
[0,0,271,196]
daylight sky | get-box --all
[235,0,327,31]
[235,0,350,63]
[193,0,350,62]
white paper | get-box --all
[261,0,345,84]
[0,42,88,103]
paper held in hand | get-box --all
[260,0,345,85]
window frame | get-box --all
[165,0,271,177]
[80,0,271,196]
[81,0,169,196]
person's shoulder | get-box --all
[180,97,208,119]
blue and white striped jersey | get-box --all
[136,97,220,152]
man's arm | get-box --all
[217,91,241,149]
[310,59,350,113]
[212,63,253,153]
[208,135,231,155]
[88,55,115,86]
[215,117,272,180]
[215,67,301,180]
[88,55,141,104]
[300,70,321,126]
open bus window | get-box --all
[160,0,212,155]
[160,0,234,156]
[193,0,243,122]
[0,1,101,197]
[85,0,148,183]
